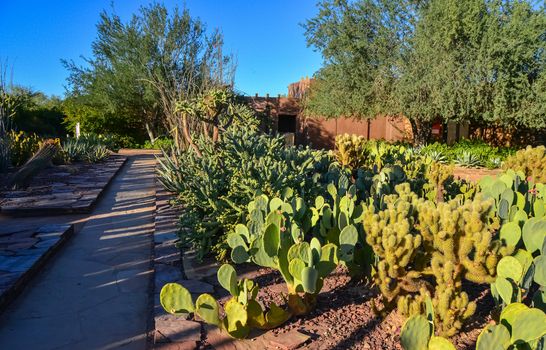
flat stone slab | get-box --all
[0,223,74,312]
[0,156,127,216]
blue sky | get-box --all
[0,0,323,98]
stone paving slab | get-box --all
[0,153,156,350]
[0,223,74,312]
[0,155,127,216]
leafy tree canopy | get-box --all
[63,3,233,143]
[304,0,546,144]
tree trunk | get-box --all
[181,113,202,157]
[145,122,156,145]
[410,119,432,146]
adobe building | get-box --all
[246,78,545,148]
[246,78,413,149]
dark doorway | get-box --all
[278,114,297,133]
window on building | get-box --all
[277,114,296,133]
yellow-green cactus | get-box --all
[363,184,513,336]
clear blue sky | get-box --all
[0,0,323,98]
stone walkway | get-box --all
[0,153,156,349]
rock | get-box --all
[204,325,237,350]
[155,264,183,287]
[155,317,201,343]
[267,329,310,350]
[154,341,198,350]
[181,279,214,294]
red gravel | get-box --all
[201,265,492,349]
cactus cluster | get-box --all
[502,145,546,183]
[160,264,290,339]
[363,183,513,336]
[476,303,546,349]
[226,183,362,314]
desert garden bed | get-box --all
[0,155,126,215]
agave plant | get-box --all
[455,151,483,168]
[426,150,448,164]
[85,144,110,162]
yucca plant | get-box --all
[454,151,483,168]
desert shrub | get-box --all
[158,128,335,260]
[8,131,41,166]
[59,133,113,164]
[142,137,174,151]
[502,146,546,183]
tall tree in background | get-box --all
[63,3,234,143]
[304,0,546,144]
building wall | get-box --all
[300,115,412,149]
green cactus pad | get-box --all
[535,199,545,218]
[266,211,283,229]
[498,199,510,220]
[499,222,521,247]
[195,294,221,326]
[522,218,546,254]
[495,277,515,305]
[223,298,249,339]
[231,245,250,264]
[315,196,325,210]
[246,299,266,329]
[338,211,349,230]
[400,315,431,350]
[316,243,338,277]
[251,237,277,268]
[497,256,524,282]
[310,237,321,265]
[217,264,239,296]
[288,242,310,264]
[226,232,247,250]
[269,197,284,212]
[476,324,510,350]
[235,224,250,240]
[428,336,456,350]
[288,258,305,281]
[513,249,534,275]
[534,255,546,286]
[500,302,528,327]
[509,305,546,343]
[160,283,195,315]
[265,303,291,328]
[301,267,319,294]
[263,223,281,257]
[338,225,358,261]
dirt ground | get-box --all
[198,265,493,350]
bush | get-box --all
[142,137,174,151]
[502,145,546,183]
[158,128,334,260]
[8,131,41,166]
[59,133,112,164]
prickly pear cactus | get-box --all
[159,264,291,339]
[475,303,546,349]
[226,190,357,315]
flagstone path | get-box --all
[0,152,157,350]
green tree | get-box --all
[304,0,546,145]
[63,3,233,143]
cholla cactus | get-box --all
[363,184,426,311]
[502,146,546,183]
[335,133,370,169]
[363,183,513,336]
